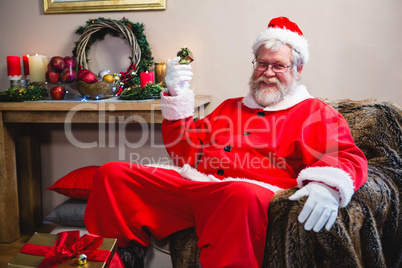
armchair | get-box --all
[167,99,402,268]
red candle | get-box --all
[7,56,21,80]
[23,55,31,77]
[140,71,154,88]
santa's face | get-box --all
[249,45,302,107]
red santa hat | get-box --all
[252,17,309,63]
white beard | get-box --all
[249,75,298,107]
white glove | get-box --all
[165,57,193,96]
[289,182,340,232]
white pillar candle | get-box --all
[29,54,46,82]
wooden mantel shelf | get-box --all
[0,95,211,111]
[0,95,211,243]
[0,95,212,123]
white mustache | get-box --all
[258,76,279,85]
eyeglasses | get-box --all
[252,59,293,73]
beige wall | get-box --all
[1,0,401,216]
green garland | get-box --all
[119,83,164,100]
[0,82,48,102]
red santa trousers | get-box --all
[84,161,275,268]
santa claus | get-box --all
[85,17,367,268]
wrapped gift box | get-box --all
[8,232,117,268]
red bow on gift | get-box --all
[20,231,112,267]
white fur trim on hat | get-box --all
[297,166,355,207]
[253,27,309,63]
[161,89,195,121]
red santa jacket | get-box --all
[160,85,368,207]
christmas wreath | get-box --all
[73,17,158,99]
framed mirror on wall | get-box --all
[43,0,166,14]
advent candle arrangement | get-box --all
[140,71,154,88]
[29,54,47,82]
[7,56,22,80]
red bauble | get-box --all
[77,69,90,80]
[80,70,98,84]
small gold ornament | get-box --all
[76,253,87,265]
[113,73,121,83]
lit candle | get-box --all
[140,71,154,88]
[7,56,22,80]
[23,55,30,79]
[29,54,46,82]
[154,62,167,84]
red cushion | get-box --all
[47,166,100,200]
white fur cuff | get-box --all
[161,89,195,120]
[297,167,354,207]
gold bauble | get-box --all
[102,74,115,83]
[113,73,121,83]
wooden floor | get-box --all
[0,224,57,268]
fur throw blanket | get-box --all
[167,99,402,268]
